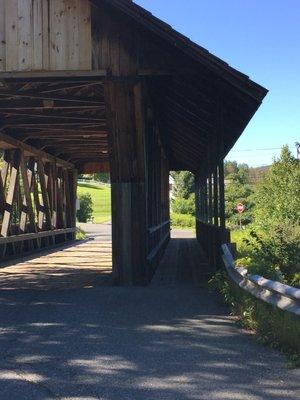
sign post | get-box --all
[236,203,246,230]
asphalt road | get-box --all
[0,225,299,399]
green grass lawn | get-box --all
[77,183,111,223]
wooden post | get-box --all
[208,172,213,224]
[105,80,147,285]
[213,165,219,226]
[219,160,226,229]
[1,150,21,238]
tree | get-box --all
[225,162,254,227]
[93,173,110,183]
[225,178,254,227]
[171,171,195,199]
[224,161,238,177]
[254,146,300,229]
[77,193,93,223]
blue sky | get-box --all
[135,0,300,166]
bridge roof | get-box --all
[98,0,267,102]
[0,0,268,173]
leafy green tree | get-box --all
[77,193,93,223]
[171,171,195,199]
[225,178,254,227]
[224,161,238,177]
[93,173,110,183]
[254,146,300,229]
[225,163,253,227]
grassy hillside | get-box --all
[77,183,111,223]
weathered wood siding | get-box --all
[0,0,91,72]
[91,3,138,76]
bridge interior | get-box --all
[0,223,212,290]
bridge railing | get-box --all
[222,244,300,316]
[0,134,77,261]
[196,220,230,271]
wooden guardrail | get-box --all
[222,244,300,316]
[147,220,170,263]
[0,228,77,245]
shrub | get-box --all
[171,194,195,216]
[242,225,300,287]
[171,213,195,229]
[77,193,93,223]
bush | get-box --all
[77,193,93,223]
[171,213,195,229]
[241,225,300,287]
[171,194,195,216]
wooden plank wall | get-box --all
[91,3,137,75]
[195,163,230,271]
[146,115,170,275]
[0,0,91,72]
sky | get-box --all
[135,0,300,167]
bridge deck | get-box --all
[0,226,211,290]
[0,224,113,290]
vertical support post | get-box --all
[64,168,77,240]
[208,172,213,224]
[203,176,208,223]
[1,150,21,238]
[219,160,226,230]
[19,152,36,234]
[105,79,147,285]
[213,165,219,227]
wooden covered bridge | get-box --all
[0,0,267,285]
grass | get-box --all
[77,183,111,223]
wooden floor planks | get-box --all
[0,239,113,290]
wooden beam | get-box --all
[37,159,52,231]
[0,92,102,105]
[0,131,74,169]
[0,228,76,244]
[1,150,21,238]
[19,152,37,234]
[0,70,107,82]
[2,113,106,122]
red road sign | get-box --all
[237,203,246,213]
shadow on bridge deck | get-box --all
[152,229,211,286]
[0,225,210,290]
[0,223,113,290]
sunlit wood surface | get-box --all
[0,239,113,290]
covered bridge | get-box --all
[0,0,267,285]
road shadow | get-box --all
[0,285,298,399]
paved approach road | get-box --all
[0,225,299,399]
